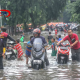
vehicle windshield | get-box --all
[33,38,43,51]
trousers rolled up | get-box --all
[71,48,80,61]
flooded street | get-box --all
[0,31,80,80]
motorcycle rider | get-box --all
[1,27,15,47]
[31,28,49,66]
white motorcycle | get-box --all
[28,38,49,70]
[5,41,17,60]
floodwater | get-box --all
[0,31,80,80]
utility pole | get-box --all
[0,5,2,27]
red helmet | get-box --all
[33,28,41,36]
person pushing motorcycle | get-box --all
[1,27,15,47]
[31,28,49,66]
[57,29,80,61]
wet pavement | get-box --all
[0,31,80,80]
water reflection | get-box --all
[0,32,80,80]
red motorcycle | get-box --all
[57,43,70,64]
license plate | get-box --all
[61,56,65,59]
[6,52,12,55]
[33,60,42,64]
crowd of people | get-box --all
[47,28,80,61]
[0,27,80,69]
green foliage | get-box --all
[67,0,80,23]
[63,8,71,23]
[1,0,67,31]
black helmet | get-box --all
[1,27,7,32]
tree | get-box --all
[63,1,72,23]
[0,0,67,32]
[67,0,80,23]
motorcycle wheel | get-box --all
[35,65,39,70]
[61,59,63,64]
[10,55,16,60]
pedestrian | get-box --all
[56,35,62,42]
[48,38,57,56]
[47,32,53,45]
[20,32,25,42]
[1,27,15,47]
[20,32,25,49]
[64,29,67,36]
[55,28,57,38]
[25,36,33,65]
[61,27,64,33]
[0,34,6,69]
[20,35,24,42]
[13,39,23,60]
[57,29,80,61]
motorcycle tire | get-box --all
[58,55,68,64]
[41,61,45,68]
[35,65,39,70]
[10,55,16,60]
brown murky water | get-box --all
[0,31,80,80]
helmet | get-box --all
[1,27,7,32]
[33,28,41,36]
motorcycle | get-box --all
[5,41,17,60]
[28,38,48,70]
[57,43,70,64]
